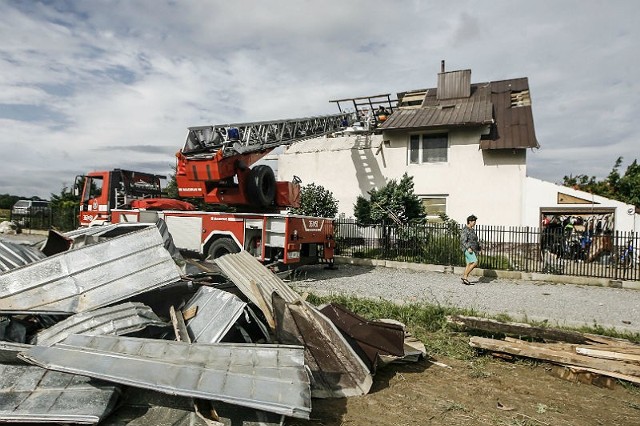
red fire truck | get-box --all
[76,113,347,269]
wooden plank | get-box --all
[548,365,618,389]
[170,305,191,343]
[469,336,640,377]
[448,315,587,343]
[575,347,640,364]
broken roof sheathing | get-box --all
[0,239,46,273]
[0,364,119,424]
[183,286,247,344]
[21,334,312,419]
[32,302,167,347]
[0,226,181,314]
[214,250,301,327]
[381,77,539,150]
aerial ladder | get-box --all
[175,113,349,208]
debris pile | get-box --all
[449,315,640,388]
[0,221,424,424]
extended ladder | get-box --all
[182,113,350,158]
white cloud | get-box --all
[0,0,639,199]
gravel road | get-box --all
[290,263,640,334]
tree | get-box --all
[353,173,425,224]
[291,183,338,218]
[562,157,640,208]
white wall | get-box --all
[524,177,639,233]
[278,129,527,227]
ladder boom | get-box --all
[182,113,349,158]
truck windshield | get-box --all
[84,177,103,201]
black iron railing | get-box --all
[334,219,640,281]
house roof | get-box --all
[380,77,540,150]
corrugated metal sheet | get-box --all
[0,226,181,314]
[480,78,540,150]
[273,294,373,398]
[0,239,46,273]
[184,286,247,343]
[319,303,405,373]
[32,302,167,347]
[214,251,301,328]
[20,334,311,419]
[380,98,493,130]
[0,363,119,424]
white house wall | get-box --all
[278,130,527,226]
[278,134,639,233]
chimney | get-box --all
[437,65,471,100]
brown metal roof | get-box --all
[380,77,539,150]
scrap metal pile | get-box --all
[0,222,424,425]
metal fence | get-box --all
[334,219,640,281]
[10,205,78,232]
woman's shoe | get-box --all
[461,278,471,285]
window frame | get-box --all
[408,132,449,164]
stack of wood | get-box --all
[447,315,640,388]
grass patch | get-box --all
[304,293,640,361]
[0,209,9,222]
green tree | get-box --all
[292,183,338,218]
[50,183,80,209]
[353,173,425,224]
[562,157,640,207]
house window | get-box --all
[408,133,448,164]
[421,197,447,221]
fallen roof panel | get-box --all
[273,294,373,398]
[20,334,311,419]
[32,302,168,347]
[0,226,182,314]
[184,286,247,343]
[0,239,46,273]
[214,251,301,327]
[0,363,119,424]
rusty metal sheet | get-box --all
[20,334,311,419]
[272,293,372,398]
[0,226,182,314]
[319,303,405,372]
[0,363,119,423]
[0,239,46,273]
[32,302,168,347]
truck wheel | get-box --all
[247,165,276,207]
[208,238,240,259]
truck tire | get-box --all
[246,165,276,207]
[208,237,240,259]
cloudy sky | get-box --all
[1,0,638,199]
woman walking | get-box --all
[461,215,481,285]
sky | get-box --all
[1,0,638,199]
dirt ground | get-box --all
[289,355,640,426]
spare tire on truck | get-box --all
[207,237,240,260]
[246,165,276,207]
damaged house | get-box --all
[0,222,423,424]
[277,63,639,233]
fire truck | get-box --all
[76,113,348,269]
